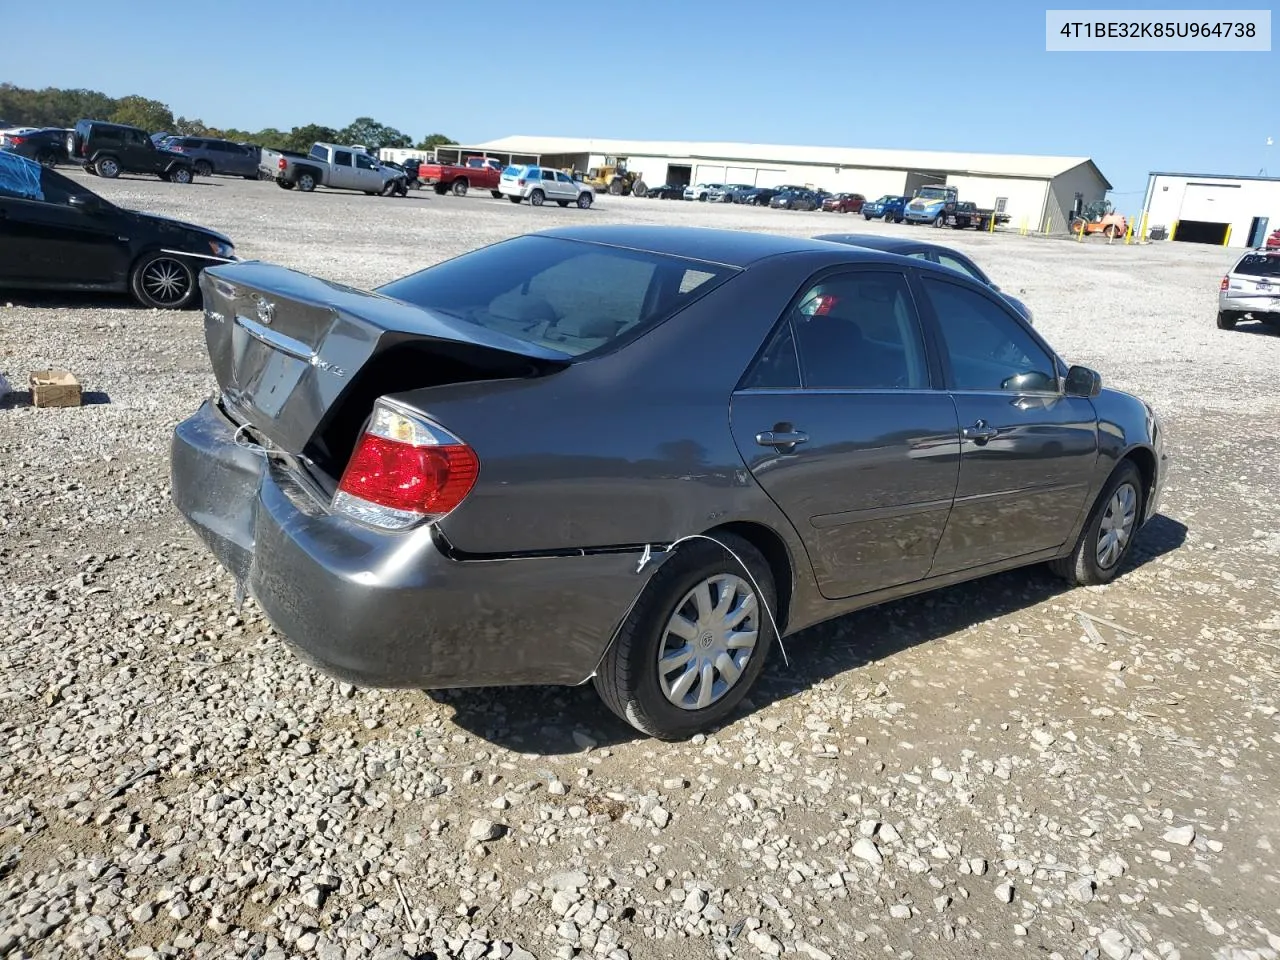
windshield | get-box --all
[376,236,737,358]
[1234,254,1280,278]
[916,187,950,200]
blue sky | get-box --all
[3,0,1274,201]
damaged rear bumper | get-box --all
[170,399,653,689]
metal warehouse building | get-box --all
[437,135,1111,231]
[1140,172,1280,247]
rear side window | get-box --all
[333,151,352,167]
[376,235,737,358]
[788,272,929,390]
[1234,254,1280,277]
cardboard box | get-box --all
[29,369,82,408]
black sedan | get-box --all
[171,225,1164,740]
[645,183,686,199]
[813,233,1034,324]
[0,127,72,167]
[0,153,237,309]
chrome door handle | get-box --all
[756,430,808,449]
[962,420,999,443]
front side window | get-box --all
[936,253,986,283]
[355,153,376,170]
[556,172,573,184]
[920,277,1057,393]
[376,236,736,358]
[779,271,929,391]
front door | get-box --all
[729,268,961,600]
[330,150,354,189]
[0,169,127,285]
[915,273,1099,575]
[119,127,156,173]
[554,171,577,199]
[354,151,381,190]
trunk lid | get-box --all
[198,261,571,475]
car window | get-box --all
[556,172,573,183]
[936,253,986,283]
[920,276,1057,393]
[502,165,521,177]
[376,235,736,358]
[1233,254,1280,278]
[787,271,929,390]
[355,153,376,170]
[541,170,555,181]
[333,150,352,167]
[122,129,147,146]
[309,145,327,161]
[741,320,801,390]
[38,166,95,206]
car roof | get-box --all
[811,233,949,255]
[532,225,892,268]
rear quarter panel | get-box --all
[391,254,833,559]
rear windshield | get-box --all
[1234,254,1280,278]
[376,235,737,358]
[502,165,523,177]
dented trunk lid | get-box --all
[199,261,571,466]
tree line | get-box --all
[0,84,456,153]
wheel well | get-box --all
[704,521,794,634]
[1122,446,1157,509]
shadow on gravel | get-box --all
[1,290,145,310]
[436,514,1188,754]
[1234,321,1280,338]
[0,389,111,408]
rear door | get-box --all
[729,267,961,600]
[915,273,1098,574]
[0,169,128,284]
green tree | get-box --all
[109,95,175,133]
[416,132,456,150]
[339,116,412,150]
[282,124,340,152]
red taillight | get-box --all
[278,157,287,170]
[9,136,25,145]
[517,178,526,186]
[1220,276,1229,291]
[333,403,479,530]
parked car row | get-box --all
[644,181,868,214]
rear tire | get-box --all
[884,211,894,222]
[277,180,295,190]
[508,195,522,204]
[296,172,316,192]
[1049,460,1144,587]
[194,160,213,177]
[1217,310,1240,330]
[129,252,198,310]
[491,190,502,199]
[593,533,777,740]
[452,178,468,197]
[530,188,545,206]
[94,156,120,179]
[37,151,57,168]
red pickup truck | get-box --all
[418,156,503,197]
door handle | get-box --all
[756,430,808,450]
[962,420,999,443]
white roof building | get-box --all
[1141,172,1280,247]
[443,135,1111,231]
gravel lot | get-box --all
[2,173,1279,960]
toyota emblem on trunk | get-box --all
[253,295,274,325]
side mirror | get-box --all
[69,194,101,214]
[1064,364,1102,398]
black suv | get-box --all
[1,127,72,167]
[68,120,196,183]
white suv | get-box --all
[499,165,594,208]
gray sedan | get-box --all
[813,232,1034,324]
[170,226,1166,740]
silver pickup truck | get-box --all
[261,142,407,195]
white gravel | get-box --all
[1,172,1279,960]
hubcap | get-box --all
[657,574,759,711]
[1096,482,1138,569]
[141,258,190,306]
[102,160,118,176]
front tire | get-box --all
[169,167,193,184]
[1049,460,1144,586]
[130,253,198,310]
[577,192,593,209]
[633,180,647,197]
[593,533,777,740]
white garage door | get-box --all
[726,166,756,186]
[753,168,788,189]
[1180,183,1239,221]
[694,164,726,185]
